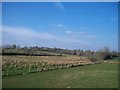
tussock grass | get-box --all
[2,55,95,76]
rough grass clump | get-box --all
[2,56,97,76]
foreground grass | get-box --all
[2,63,118,88]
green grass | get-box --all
[107,57,119,61]
[2,63,118,88]
[3,49,25,53]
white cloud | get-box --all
[65,30,96,40]
[2,25,98,50]
[51,24,96,40]
[79,31,87,34]
[2,26,54,41]
[54,1,65,11]
[54,24,64,27]
[79,27,91,31]
[79,31,96,39]
[65,30,73,34]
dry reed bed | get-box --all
[2,55,95,76]
[2,56,94,65]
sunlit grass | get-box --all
[3,63,118,88]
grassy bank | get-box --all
[2,63,118,88]
[2,55,95,76]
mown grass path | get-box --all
[2,63,118,88]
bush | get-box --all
[87,56,98,62]
[97,47,112,60]
[96,52,112,60]
[104,54,112,60]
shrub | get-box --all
[97,47,112,60]
[87,56,98,62]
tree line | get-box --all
[1,44,119,61]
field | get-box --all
[2,62,118,88]
[2,55,118,88]
[2,48,62,56]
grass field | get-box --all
[2,62,118,88]
[104,58,119,64]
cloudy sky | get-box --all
[2,2,118,51]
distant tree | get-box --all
[76,50,81,56]
[111,51,118,57]
[17,44,20,49]
[12,44,17,49]
[85,50,92,57]
[71,50,76,55]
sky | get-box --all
[2,2,118,51]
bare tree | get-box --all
[97,47,112,60]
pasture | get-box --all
[2,57,118,88]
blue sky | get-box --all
[2,2,118,51]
